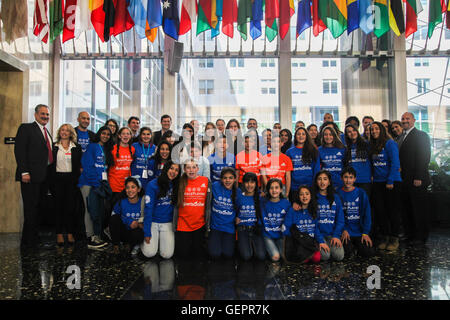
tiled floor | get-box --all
[1,229,449,300]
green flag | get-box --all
[266,21,278,42]
[197,0,212,35]
[318,0,348,39]
[428,0,443,38]
[237,0,252,40]
[50,0,64,42]
[374,0,389,38]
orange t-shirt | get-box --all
[108,145,135,193]
[235,150,263,185]
[177,176,209,232]
[261,153,294,185]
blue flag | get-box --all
[250,0,263,40]
[296,0,312,37]
[147,0,162,29]
[162,0,180,40]
[211,0,223,38]
[127,0,148,38]
[347,0,359,34]
[359,0,373,34]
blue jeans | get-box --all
[263,237,284,261]
[207,229,236,259]
[87,187,105,237]
[237,226,266,261]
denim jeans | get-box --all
[237,227,266,261]
[86,186,105,237]
[141,222,175,259]
[207,229,236,259]
[263,237,284,261]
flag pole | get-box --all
[433,21,445,54]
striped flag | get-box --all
[33,0,50,43]
[405,0,423,38]
[389,0,405,36]
[179,0,197,35]
[318,0,348,38]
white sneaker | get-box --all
[131,245,140,256]
[88,236,108,250]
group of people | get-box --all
[14,105,431,265]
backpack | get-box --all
[283,225,318,264]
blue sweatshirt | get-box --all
[78,143,107,188]
[112,198,143,230]
[236,192,258,227]
[208,152,236,183]
[347,142,372,184]
[282,207,324,244]
[286,146,321,190]
[316,193,345,239]
[144,178,175,238]
[131,142,156,189]
[210,182,237,234]
[318,146,345,189]
[76,128,90,153]
[337,187,371,237]
[261,198,291,239]
[371,139,402,185]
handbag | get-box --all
[284,225,318,263]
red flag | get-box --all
[265,0,279,29]
[312,0,326,36]
[63,0,77,43]
[111,0,134,36]
[279,0,295,39]
[447,0,450,29]
[180,0,197,35]
[91,0,115,42]
[442,0,447,12]
[33,0,50,43]
[222,0,238,38]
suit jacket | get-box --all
[49,142,83,184]
[399,127,431,187]
[14,122,53,183]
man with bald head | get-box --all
[399,112,431,245]
[75,111,95,153]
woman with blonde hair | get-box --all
[50,124,83,246]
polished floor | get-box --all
[0,229,449,300]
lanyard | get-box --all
[98,144,107,171]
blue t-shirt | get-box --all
[318,146,345,189]
[236,192,258,227]
[76,128,90,153]
[261,198,291,239]
[347,142,372,184]
[208,152,236,183]
[112,198,143,230]
[371,139,402,184]
[316,193,345,239]
[286,146,320,190]
[78,143,107,187]
[210,182,237,234]
[131,142,157,189]
[144,178,175,237]
[282,207,324,244]
[337,187,371,237]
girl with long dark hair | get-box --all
[131,127,156,190]
[318,126,346,190]
[148,140,172,179]
[279,129,293,154]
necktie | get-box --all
[43,127,53,164]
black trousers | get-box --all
[175,226,207,259]
[372,182,402,238]
[343,236,375,258]
[401,183,430,242]
[109,214,144,247]
[53,173,77,234]
[104,192,121,230]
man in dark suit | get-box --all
[399,112,431,245]
[153,114,178,146]
[14,104,54,250]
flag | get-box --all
[279,0,295,39]
[237,0,252,40]
[361,32,373,71]
[103,0,116,41]
[148,0,163,29]
[374,0,389,37]
[318,0,348,38]
[250,0,263,39]
[447,0,450,29]
[442,0,447,12]
[265,0,279,41]
[33,0,50,43]
[179,0,197,35]
[111,0,134,36]
[49,0,64,42]
[347,0,359,34]
[211,0,219,30]
[63,0,77,43]
[127,0,147,38]
[312,0,326,36]
[428,0,443,38]
[74,0,93,38]
[389,0,405,36]
[197,0,212,34]
[222,0,238,38]
[0,0,28,44]
[162,0,180,40]
[405,0,423,37]
[211,0,223,38]
[359,0,373,34]
[297,0,312,37]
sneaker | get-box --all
[130,245,140,256]
[386,237,399,251]
[103,227,112,241]
[87,235,108,250]
[378,236,389,250]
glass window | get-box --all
[323,79,338,94]
[230,80,245,95]
[416,78,431,94]
[199,80,214,95]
